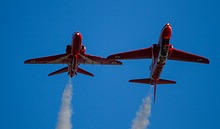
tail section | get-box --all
[129,78,176,102]
[129,78,176,84]
[48,66,94,77]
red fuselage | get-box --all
[150,23,172,84]
[68,32,83,77]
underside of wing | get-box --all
[107,47,152,60]
[24,54,71,64]
[78,54,122,65]
[168,48,209,64]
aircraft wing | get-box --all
[168,48,209,64]
[107,47,152,60]
[24,54,71,64]
[78,54,122,65]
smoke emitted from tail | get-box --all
[131,87,153,129]
[56,78,73,129]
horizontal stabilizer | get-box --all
[48,66,93,77]
[129,78,151,84]
[157,79,176,84]
[48,67,68,76]
[77,67,94,77]
[129,78,176,102]
[129,78,176,84]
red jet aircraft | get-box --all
[108,23,209,102]
[24,32,122,77]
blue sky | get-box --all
[1,0,220,129]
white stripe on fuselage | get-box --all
[150,42,171,82]
[157,44,170,64]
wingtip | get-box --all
[87,73,94,77]
[201,58,210,64]
[89,73,95,77]
[117,60,123,65]
[48,73,54,76]
[128,79,138,83]
[24,59,35,64]
[200,57,210,64]
[206,59,210,64]
[24,60,29,64]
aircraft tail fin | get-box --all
[48,67,68,76]
[77,67,94,77]
[129,78,176,102]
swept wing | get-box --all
[24,54,71,64]
[24,53,122,65]
[168,48,209,64]
[107,47,152,60]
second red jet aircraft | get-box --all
[108,23,209,102]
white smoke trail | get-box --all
[56,78,73,129]
[131,88,152,129]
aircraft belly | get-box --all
[151,44,170,80]
[151,63,164,80]
[72,37,81,54]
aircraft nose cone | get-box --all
[166,23,170,26]
[73,32,81,36]
[73,32,82,40]
[162,23,172,39]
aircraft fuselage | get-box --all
[68,32,83,77]
[150,23,172,84]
